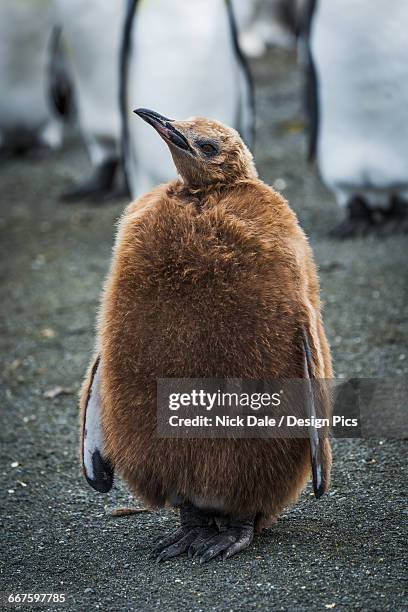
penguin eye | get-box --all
[198,141,218,156]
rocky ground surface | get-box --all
[1,49,407,611]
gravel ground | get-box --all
[0,49,407,611]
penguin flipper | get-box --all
[80,355,114,493]
[300,0,319,161]
[302,329,331,499]
[225,0,256,149]
[47,26,74,119]
[119,0,139,194]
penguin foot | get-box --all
[330,196,375,239]
[152,503,217,563]
[380,197,408,235]
[188,517,254,563]
[152,506,255,563]
[60,158,124,203]
[0,142,53,161]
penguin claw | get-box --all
[150,505,254,563]
[152,528,201,562]
[187,527,218,558]
[151,527,185,555]
[192,520,254,564]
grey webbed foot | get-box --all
[330,196,375,238]
[60,158,126,202]
[190,517,254,563]
[152,503,217,563]
[187,527,220,559]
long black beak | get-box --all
[134,108,191,152]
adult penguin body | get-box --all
[233,0,302,58]
[55,0,126,200]
[0,0,62,155]
[306,0,408,236]
[122,0,254,199]
[80,110,332,562]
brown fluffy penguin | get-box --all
[80,109,332,563]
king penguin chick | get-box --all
[80,110,332,563]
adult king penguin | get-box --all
[305,0,408,237]
[80,110,332,562]
[55,0,126,201]
[121,0,254,199]
[0,0,63,156]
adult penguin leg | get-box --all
[330,196,375,239]
[153,503,218,563]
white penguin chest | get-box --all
[311,0,408,197]
[131,0,238,118]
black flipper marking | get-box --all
[119,0,139,193]
[87,449,114,494]
[225,0,256,150]
[301,0,319,160]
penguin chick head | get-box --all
[134,108,257,188]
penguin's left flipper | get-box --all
[302,329,331,499]
[80,355,114,493]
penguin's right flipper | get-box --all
[302,329,331,499]
[80,355,114,493]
